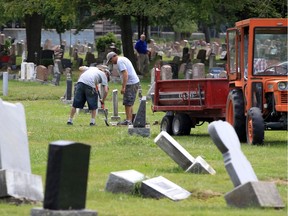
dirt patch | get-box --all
[191,190,223,200]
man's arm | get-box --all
[121,70,128,94]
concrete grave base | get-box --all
[128,125,150,137]
[31,208,97,216]
[0,169,43,202]
[111,116,121,121]
[105,170,146,194]
[186,156,216,175]
[225,181,284,208]
[140,176,191,201]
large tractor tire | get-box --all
[160,115,174,135]
[226,89,246,142]
[172,113,191,135]
[246,107,264,145]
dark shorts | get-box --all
[123,82,139,106]
[72,82,98,110]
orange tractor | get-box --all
[225,18,288,144]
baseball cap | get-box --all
[106,51,117,65]
[96,64,110,75]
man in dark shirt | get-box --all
[135,34,149,75]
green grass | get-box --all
[0,75,287,216]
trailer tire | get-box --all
[246,107,264,145]
[160,115,173,135]
[172,114,191,135]
[226,89,246,142]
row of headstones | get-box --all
[0,33,25,57]
[0,98,284,215]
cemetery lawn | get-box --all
[0,77,287,216]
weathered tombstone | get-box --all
[0,34,5,45]
[52,63,61,85]
[111,89,120,121]
[154,131,216,174]
[128,96,150,137]
[192,63,205,79]
[140,176,191,201]
[65,73,72,101]
[36,65,48,81]
[196,49,206,63]
[0,99,43,201]
[209,53,216,68]
[105,170,146,194]
[208,120,284,208]
[55,59,63,74]
[161,64,172,80]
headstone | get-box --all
[0,99,43,201]
[161,65,172,80]
[140,176,191,201]
[66,74,72,100]
[55,59,63,74]
[3,72,8,96]
[36,65,48,81]
[0,34,5,45]
[154,131,216,174]
[61,58,72,69]
[43,140,91,210]
[196,49,206,63]
[105,170,146,194]
[128,96,150,137]
[192,63,205,79]
[111,89,120,121]
[209,53,216,68]
[208,120,284,208]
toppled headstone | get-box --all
[154,131,216,174]
[128,96,150,137]
[0,99,43,202]
[105,170,146,194]
[208,120,284,208]
[140,176,191,201]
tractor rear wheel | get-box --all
[246,107,264,145]
[226,89,246,142]
[172,113,191,135]
[160,115,174,135]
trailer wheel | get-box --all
[226,90,246,142]
[246,107,264,145]
[160,115,173,135]
[172,114,191,135]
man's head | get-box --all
[97,64,111,82]
[140,34,146,41]
[106,51,117,65]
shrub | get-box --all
[95,32,121,54]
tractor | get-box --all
[225,18,288,144]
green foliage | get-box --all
[95,32,121,53]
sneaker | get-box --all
[117,120,132,126]
[67,121,73,125]
[90,122,96,126]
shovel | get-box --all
[96,85,109,126]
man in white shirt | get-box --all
[67,65,110,126]
[106,51,140,125]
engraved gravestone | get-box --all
[154,131,216,174]
[111,89,120,121]
[140,176,191,201]
[0,99,43,201]
[208,120,284,208]
[43,141,91,210]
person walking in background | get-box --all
[135,34,149,75]
[106,51,140,125]
[67,65,110,126]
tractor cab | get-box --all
[225,18,287,144]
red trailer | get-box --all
[152,67,229,135]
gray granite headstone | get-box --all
[208,120,284,208]
[128,96,150,137]
[207,120,257,186]
[140,176,191,201]
[154,131,216,174]
[105,170,146,194]
[111,89,120,121]
[31,208,97,216]
[0,99,43,201]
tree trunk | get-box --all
[119,15,139,74]
[25,13,42,64]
